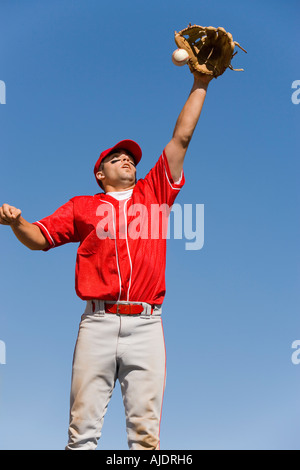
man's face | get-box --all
[96,149,137,191]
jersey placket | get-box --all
[114,198,133,302]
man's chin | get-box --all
[120,176,136,186]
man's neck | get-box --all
[104,183,136,193]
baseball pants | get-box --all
[66,301,166,450]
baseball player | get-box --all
[0,70,212,449]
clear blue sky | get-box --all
[0,0,299,450]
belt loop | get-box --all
[140,302,152,319]
[152,304,162,316]
[96,300,105,316]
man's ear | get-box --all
[96,170,105,183]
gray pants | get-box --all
[66,301,166,450]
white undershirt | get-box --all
[106,189,133,201]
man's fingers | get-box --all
[0,205,8,219]
[0,207,11,225]
[0,204,22,225]
[2,205,13,219]
[2,205,12,219]
[10,208,21,219]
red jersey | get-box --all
[33,151,185,304]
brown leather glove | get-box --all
[174,24,247,78]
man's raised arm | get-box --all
[0,203,49,250]
[164,73,213,182]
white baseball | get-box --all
[172,48,189,66]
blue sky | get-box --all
[0,0,299,450]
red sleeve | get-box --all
[32,199,80,251]
[143,150,185,206]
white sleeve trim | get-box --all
[162,153,181,191]
[174,171,183,185]
[34,221,55,247]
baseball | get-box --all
[172,48,189,66]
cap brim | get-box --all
[94,139,142,183]
[109,140,142,165]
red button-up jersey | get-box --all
[33,151,185,304]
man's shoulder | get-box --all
[135,152,165,184]
[70,193,103,203]
[68,194,104,213]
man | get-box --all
[0,72,212,450]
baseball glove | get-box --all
[174,24,247,78]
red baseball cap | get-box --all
[94,139,142,187]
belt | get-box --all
[90,300,160,316]
[104,303,145,315]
